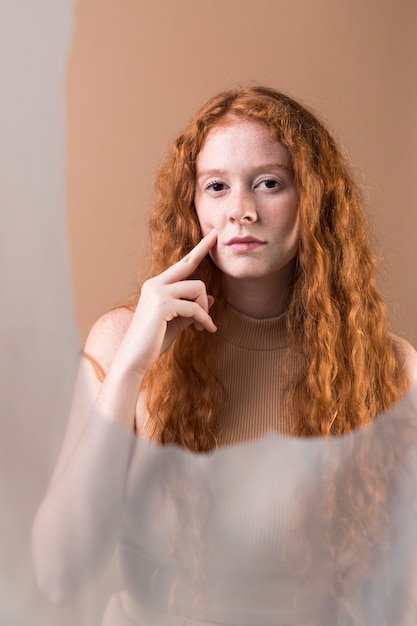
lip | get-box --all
[226,236,264,245]
[225,236,266,252]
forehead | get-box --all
[196,119,290,170]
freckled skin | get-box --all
[194,119,299,317]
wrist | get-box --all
[95,361,145,431]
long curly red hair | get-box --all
[140,85,409,451]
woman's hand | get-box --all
[32,231,218,602]
[113,229,218,376]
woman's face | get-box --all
[194,119,299,294]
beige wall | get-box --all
[67,0,417,347]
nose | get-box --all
[227,188,258,224]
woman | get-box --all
[33,86,417,625]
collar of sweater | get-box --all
[215,303,288,351]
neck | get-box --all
[222,266,294,319]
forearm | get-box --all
[32,366,141,604]
[32,230,218,604]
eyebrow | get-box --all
[196,163,292,178]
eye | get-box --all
[256,178,281,190]
[205,181,227,193]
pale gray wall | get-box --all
[0,2,116,623]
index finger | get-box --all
[156,229,218,284]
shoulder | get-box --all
[83,306,135,375]
[390,334,417,386]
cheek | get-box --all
[272,206,299,256]
[289,211,300,238]
[287,216,300,254]
[284,202,299,236]
[196,217,213,237]
[195,201,215,235]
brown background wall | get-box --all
[67,0,417,346]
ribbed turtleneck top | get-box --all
[213,305,305,445]
[84,305,306,444]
